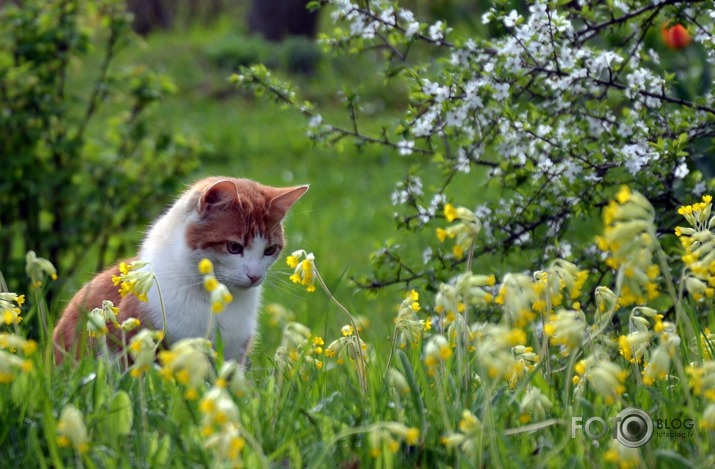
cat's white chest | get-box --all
[143,276,260,362]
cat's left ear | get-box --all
[269,185,309,219]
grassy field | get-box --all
[2,5,715,469]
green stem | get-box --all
[315,270,368,394]
[655,246,698,363]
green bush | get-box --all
[0,0,201,299]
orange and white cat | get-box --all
[53,177,308,364]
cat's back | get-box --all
[53,260,131,361]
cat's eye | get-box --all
[264,245,279,256]
[227,241,244,255]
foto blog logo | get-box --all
[571,408,654,448]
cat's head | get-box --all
[185,177,308,289]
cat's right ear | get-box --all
[198,180,239,216]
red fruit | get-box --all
[662,23,692,50]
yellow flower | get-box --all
[286,255,300,268]
[56,405,89,453]
[341,324,354,336]
[198,258,214,275]
[444,203,458,222]
[287,250,318,292]
[114,260,153,302]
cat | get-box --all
[53,176,308,365]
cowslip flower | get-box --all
[471,322,527,383]
[518,386,552,424]
[127,329,163,377]
[56,405,89,453]
[0,333,37,355]
[436,203,481,259]
[199,386,240,436]
[0,292,24,326]
[544,309,586,355]
[264,303,294,328]
[424,334,452,375]
[441,410,482,457]
[701,403,715,430]
[395,290,426,348]
[203,423,246,465]
[0,349,34,384]
[274,321,313,371]
[386,368,410,395]
[287,250,317,292]
[533,260,588,313]
[25,251,57,288]
[494,273,539,327]
[86,300,120,338]
[604,440,643,469]
[596,186,659,306]
[158,338,216,399]
[574,353,628,405]
[198,258,233,313]
[368,423,419,458]
[112,260,153,302]
[685,360,715,401]
[433,277,488,332]
[217,360,252,397]
[675,194,715,299]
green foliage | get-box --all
[0,0,201,296]
[205,33,322,75]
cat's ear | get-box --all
[198,180,239,216]
[269,185,309,219]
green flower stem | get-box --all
[315,269,368,394]
[655,246,699,364]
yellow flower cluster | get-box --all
[56,405,89,454]
[423,334,453,376]
[324,328,368,367]
[494,273,538,327]
[532,260,588,314]
[435,273,495,328]
[436,203,481,259]
[25,250,57,288]
[1,292,24,326]
[198,258,233,313]
[686,360,715,430]
[127,329,163,378]
[286,250,317,292]
[675,194,715,301]
[441,410,482,457]
[368,422,420,459]
[86,300,120,338]
[200,386,245,465]
[596,186,660,306]
[616,307,663,365]
[543,309,586,355]
[112,260,153,303]
[158,338,216,400]
[264,303,294,328]
[395,290,427,349]
[573,352,628,405]
[216,360,253,398]
[0,333,36,384]
[470,323,529,386]
[518,386,552,424]
[604,441,643,469]
[641,326,680,386]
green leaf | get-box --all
[654,449,695,469]
[108,390,133,437]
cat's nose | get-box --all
[248,274,262,285]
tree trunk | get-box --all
[126,0,173,35]
[248,0,319,42]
